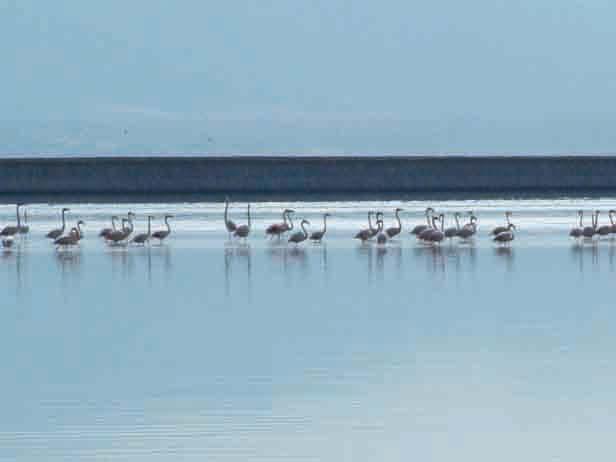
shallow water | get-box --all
[1,199,616,461]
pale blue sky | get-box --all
[2,0,616,154]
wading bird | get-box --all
[289,219,310,245]
[309,213,330,243]
[99,216,119,238]
[233,205,251,241]
[491,211,513,236]
[266,209,294,239]
[46,208,70,240]
[54,227,80,250]
[76,220,85,240]
[411,207,435,236]
[18,204,29,234]
[0,204,24,238]
[569,210,584,238]
[132,215,154,245]
[494,224,516,245]
[224,196,237,238]
[385,208,403,239]
[582,210,599,238]
[444,212,461,240]
[152,214,174,243]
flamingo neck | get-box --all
[322,215,327,233]
[287,212,293,231]
[247,206,251,229]
[147,217,152,236]
[454,214,460,230]
[301,221,307,237]
[395,210,401,229]
[16,205,21,228]
[61,210,66,231]
[368,212,375,232]
[224,200,230,225]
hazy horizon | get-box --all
[2,1,616,155]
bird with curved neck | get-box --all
[368,212,383,239]
[54,227,80,250]
[309,213,330,243]
[289,219,310,245]
[224,196,237,238]
[17,204,29,234]
[385,208,403,238]
[76,220,85,240]
[0,204,24,238]
[418,213,439,241]
[457,213,477,239]
[233,205,251,240]
[569,210,584,238]
[355,211,376,242]
[266,209,294,239]
[582,210,599,238]
[426,214,445,244]
[99,215,119,238]
[46,208,70,240]
[494,223,516,245]
[444,212,461,240]
[106,212,135,244]
[597,210,614,237]
[376,219,388,244]
[411,207,434,236]
[152,214,174,243]
[491,211,512,236]
[132,215,154,245]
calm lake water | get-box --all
[1,198,615,461]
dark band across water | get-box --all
[0,155,615,197]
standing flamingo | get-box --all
[152,214,174,243]
[46,208,70,240]
[582,210,599,238]
[54,227,80,250]
[0,204,24,238]
[289,219,310,246]
[385,208,403,238]
[426,214,445,244]
[76,220,85,240]
[457,214,478,239]
[411,207,434,236]
[569,210,584,238]
[494,224,516,245]
[132,215,154,245]
[233,205,251,241]
[418,213,439,241]
[354,211,376,241]
[368,212,384,239]
[309,213,330,243]
[266,209,294,239]
[224,196,237,238]
[491,211,512,236]
[375,218,388,244]
[99,216,119,238]
[18,204,29,234]
[444,212,461,240]
[597,210,614,237]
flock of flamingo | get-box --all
[0,200,613,251]
[0,204,173,249]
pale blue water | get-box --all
[1,199,615,461]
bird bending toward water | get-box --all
[494,224,516,245]
[99,216,119,238]
[54,228,80,250]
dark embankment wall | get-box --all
[1,156,616,196]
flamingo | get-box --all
[354,211,376,241]
[233,205,251,240]
[152,214,174,243]
[375,219,387,244]
[444,212,461,240]
[418,213,439,241]
[18,204,29,234]
[106,212,135,244]
[457,214,477,239]
[0,204,24,238]
[99,216,119,238]
[494,224,516,245]
[132,215,154,245]
[368,212,384,239]
[426,214,445,244]
[569,210,584,238]
[289,219,310,246]
[411,207,434,236]
[224,196,237,237]
[309,213,330,243]
[385,208,403,239]
[597,210,613,237]
[491,211,512,236]
[76,220,85,240]
[610,210,616,234]
[582,210,599,238]
[54,227,80,250]
[46,208,70,240]
[266,209,294,239]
